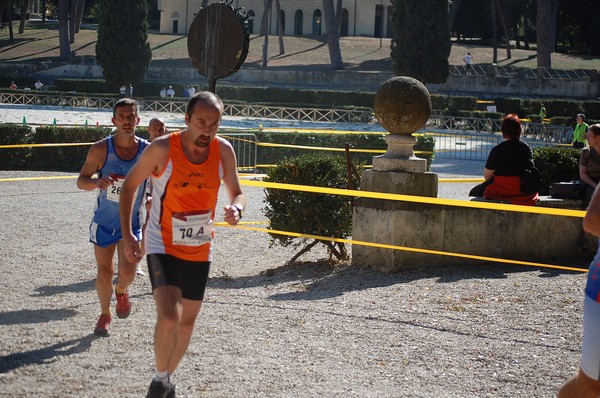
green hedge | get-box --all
[0,125,34,170]
[0,125,112,171]
[533,146,581,195]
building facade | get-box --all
[157,0,393,38]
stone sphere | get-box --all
[374,76,432,135]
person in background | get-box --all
[120,92,246,397]
[119,85,127,97]
[539,103,547,123]
[188,85,196,97]
[579,124,600,208]
[166,85,175,98]
[135,117,168,277]
[469,114,538,205]
[159,87,167,99]
[76,98,149,336]
[463,52,473,75]
[558,169,600,397]
[9,81,17,90]
[573,113,589,149]
[147,117,167,142]
[34,80,43,90]
[129,84,134,98]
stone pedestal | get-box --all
[352,170,440,272]
[372,135,427,173]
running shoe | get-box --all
[146,380,176,398]
[115,290,131,319]
[93,314,112,336]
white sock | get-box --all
[154,370,169,386]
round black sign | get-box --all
[187,2,249,79]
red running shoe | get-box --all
[115,290,131,319]
[94,314,112,336]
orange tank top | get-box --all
[145,132,222,261]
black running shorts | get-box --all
[147,253,211,300]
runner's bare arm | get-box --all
[76,141,113,191]
[120,139,170,262]
[584,185,600,236]
[219,138,246,225]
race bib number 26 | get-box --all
[106,174,137,203]
[172,211,213,246]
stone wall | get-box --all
[16,63,600,99]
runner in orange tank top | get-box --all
[119,92,246,397]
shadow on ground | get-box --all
[32,278,96,297]
[210,260,586,301]
[0,336,94,373]
[0,308,78,325]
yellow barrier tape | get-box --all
[239,179,586,218]
[0,142,95,149]
[255,141,386,153]
[439,178,485,183]
[259,128,385,135]
[213,221,269,226]
[218,224,587,273]
[0,175,78,182]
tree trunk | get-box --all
[275,0,284,55]
[0,0,7,30]
[68,0,77,44]
[74,0,85,33]
[496,0,511,59]
[18,0,29,34]
[260,0,271,36]
[59,0,70,61]
[536,0,552,68]
[41,0,46,22]
[449,0,461,29]
[322,0,343,70]
[261,0,273,66]
[7,0,14,42]
[336,0,342,31]
[491,0,497,64]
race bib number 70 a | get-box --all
[171,210,214,246]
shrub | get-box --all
[263,154,361,263]
[447,96,477,111]
[31,127,112,171]
[532,146,580,195]
[0,125,33,169]
[414,134,435,169]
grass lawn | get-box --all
[1,21,598,71]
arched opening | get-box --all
[277,9,286,35]
[312,9,322,35]
[294,10,303,35]
[171,11,180,34]
[340,8,349,37]
[246,10,255,34]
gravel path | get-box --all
[0,169,589,398]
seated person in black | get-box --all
[469,114,538,205]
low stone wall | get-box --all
[352,170,592,272]
[24,64,600,98]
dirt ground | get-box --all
[0,169,590,397]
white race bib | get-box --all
[171,211,213,246]
[106,174,137,203]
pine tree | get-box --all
[95,0,152,89]
[390,0,451,84]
